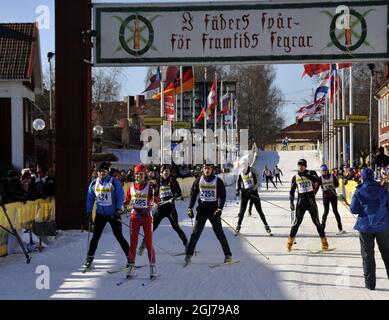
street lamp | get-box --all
[93,125,104,153]
[368,63,375,162]
[33,119,46,166]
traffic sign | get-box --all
[172,121,192,129]
[334,119,348,127]
[346,115,368,124]
[144,117,163,126]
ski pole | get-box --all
[251,195,291,213]
[0,203,31,263]
[86,218,92,260]
[118,219,183,261]
[190,218,196,256]
[220,217,269,261]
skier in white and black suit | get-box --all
[273,165,283,186]
[184,164,232,264]
[262,165,277,190]
[287,159,330,252]
[235,159,272,235]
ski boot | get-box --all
[287,237,295,252]
[337,229,346,235]
[183,255,191,267]
[224,255,232,263]
[138,240,146,256]
[126,263,136,278]
[265,225,272,236]
[149,264,158,279]
[85,255,94,268]
[321,237,329,251]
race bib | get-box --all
[94,178,113,206]
[199,176,217,202]
[296,175,313,193]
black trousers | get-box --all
[186,206,231,257]
[88,213,130,258]
[274,174,282,185]
[238,190,269,227]
[265,176,277,189]
[321,196,343,230]
[289,196,325,238]
[359,230,389,289]
[141,203,188,247]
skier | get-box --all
[273,165,283,186]
[184,163,232,265]
[318,164,345,234]
[124,164,159,279]
[85,162,130,268]
[262,165,277,190]
[235,159,272,235]
[138,165,188,255]
[287,159,330,252]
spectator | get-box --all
[2,170,25,203]
[373,147,389,168]
[42,168,55,198]
[350,168,389,290]
[20,171,37,201]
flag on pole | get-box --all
[314,72,330,103]
[218,93,229,115]
[151,67,193,99]
[206,77,217,120]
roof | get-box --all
[0,23,34,80]
[281,121,322,133]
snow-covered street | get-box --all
[1,151,389,300]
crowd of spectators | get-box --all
[0,165,55,204]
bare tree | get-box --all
[230,65,284,149]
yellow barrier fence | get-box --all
[337,179,358,205]
[0,197,55,257]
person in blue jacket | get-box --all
[350,167,389,290]
[85,162,130,268]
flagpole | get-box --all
[191,67,195,165]
[214,72,218,165]
[336,64,341,168]
[160,66,165,165]
[342,68,346,166]
[220,80,224,169]
[349,66,354,167]
[180,66,183,121]
[329,89,333,169]
[204,67,207,164]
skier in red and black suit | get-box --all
[138,165,188,255]
[184,164,232,264]
[124,164,159,279]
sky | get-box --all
[0,0,317,126]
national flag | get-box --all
[206,77,217,120]
[142,67,161,93]
[314,72,330,103]
[151,67,194,100]
[164,96,175,121]
[218,93,229,115]
[302,63,352,78]
[296,96,326,114]
[329,64,339,103]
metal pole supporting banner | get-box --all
[349,66,354,167]
[342,68,346,166]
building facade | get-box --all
[0,23,43,172]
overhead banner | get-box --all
[93,1,389,66]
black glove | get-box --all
[86,213,93,224]
[187,208,194,219]
[235,190,240,197]
[290,202,295,212]
[214,208,222,218]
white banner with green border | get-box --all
[93,1,389,66]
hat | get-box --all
[97,162,109,171]
[362,168,374,181]
[297,159,307,167]
[320,164,328,171]
[134,164,147,173]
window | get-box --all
[312,145,316,150]
[291,146,295,151]
[300,146,304,150]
